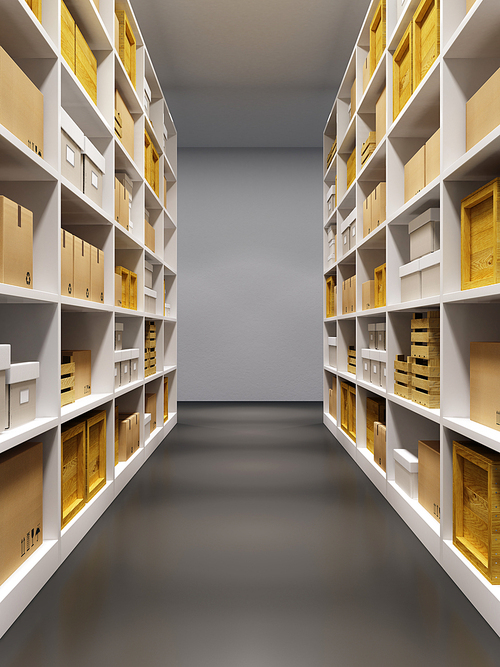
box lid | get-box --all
[418,439,440,455]
[327,185,335,200]
[375,323,386,331]
[116,171,133,194]
[129,348,140,359]
[408,208,440,234]
[83,137,105,174]
[145,260,153,273]
[399,258,421,278]
[61,109,85,150]
[115,322,124,332]
[114,350,124,362]
[328,337,337,346]
[144,412,151,425]
[361,348,371,359]
[368,324,377,331]
[419,249,441,270]
[394,448,418,473]
[6,361,39,384]
[144,287,157,298]
[378,350,387,363]
[0,344,11,371]
[369,350,380,361]
[165,303,171,308]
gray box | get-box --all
[82,138,105,209]
[401,272,421,302]
[421,263,440,298]
[61,110,84,191]
[368,323,376,350]
[380,362,386,390]
[342,228,350,254]
[409,208,440,261]
[363,358,371,382]
[371,360,381,386]
[114,362,120,389]
[350,221,356,247]
[120,360,130,386]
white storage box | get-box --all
[5,361,39,429]
[394,449,418,499]
[144,412,151,442]
[165,303,171,317]
[145,260,153,289]
[342,228,350,253]
[327,185,335,214]
[120,358,130,386]
[368,324,377,349]
[145,286,157,314]
[61,109,85,190]
[400,259,421,302]
[82,137,105,208]
[375,322,386,351]
[328,337,337,367]
[371,360,381,386]
[0,344,11,432]
[380,362,386,390]
[129,348,140,382]
[420,251,440,298]
[115,322,123,351]
[114,361,120,389]
[350,221,356,247]
[361,349,370,382]
[409,208,440,261]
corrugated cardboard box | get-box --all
[115,89,135,159]
[425,128,440,186]
[61,350,91,400]
[0,441,43,587]
[0,45,43,157]
[115,272,122,307]
[372,182,386,227]
[145,393,156,434]
[90,245,104,303]
[118,415,133,462]
[61,229,74,297]
[470,342,500,431]
[409,208,440,261]
[75,25,97,104]
[145,218,155,253]
[362,280,374,310]
[404,146,426,203]
[114,178,129,230]
[0,196,33,289]
[363,193,372,237]
[418,440,440,522]
[466,66,500,151]
[5,362,39,429]
[73,236,91,300]
[374,422,386,471]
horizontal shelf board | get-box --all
[444,0,500,59]
[114,306,143,317]
[145,116,163,156]
[0,285,57,305]
[0,539,58,606]
[443,540,500,603]
[324,265,336,276]
[443,417,500,455]
[323,412,337,429]
[338,244,356,264]
[358,139,386,183]
[61,480,113,540]
[144,246,165,266]
[144,370,166,383]
[357,447,387,495]
[61,297,112,313]
[388,0,422,52]
[145,424,163,446]
[336,369,357,382]
[145,179,163,211]
[164,209,177,229]
[61,393,112,424]
[114,53,143,115]
[443,126,500,183]
[356,378,387,398]
[0,417,59,456]
[324,365,337,375]
[115,223,144,251]
[324,209,336,230]
[324,317,337,324]
[163,154,177,183]
[358,222,387,250]
[338,180,356,212]
[114,378,143,398]
[387,296,440,312]
[114,138,142,182]
[114,447,146,495]
[388,392,441,423]
[339,115,356,156]
[388,59,441,140]
[357,305,388,317]
[164,316,177,323]
[358,52,386,115]
[64,0,112,51]
[388,181,440,226]
[163,365,177,374]
[0,125,58,182]
[61,179,113,225]
[61,61,111,140]
[323,157,336,184]
[0,0,58,60]
[443,284,500,305]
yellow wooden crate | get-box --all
[61,361,75,407]
[374,262,386,307]
[129,271,137,310]
[115,266,130,309]
[76,26,97,104]
[366,396,385,454]
[86,410,106,501]
[347,147,356,190]
[61,0,75,71]
[370,0,386,76]
[340,381,356,442]
[393,22,413,120]
[326,275,335,318]
[116,9,136,88]
[412,384,440,408]
[61,420,86,528]
[413,0,440,90]
[461,178,500,291]
[25,0,42,22]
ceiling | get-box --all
[130,0,371,147]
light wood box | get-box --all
[86,410,106,502]
[116,10,136,88]
[393,22,413,120]
[25,0,42,22]
[370,0,386,76]
[145,219,155,253]
[363,54,370,92]
[129,272,137,310]
[115,266,130,309]
[61,0,75,71]
[404,145,426,203]
[372,182,386,227]
[146,393,156,433]
[425,128,440,186]
[418,439,440,521]
[470,342,500,432]
[466,0,477,12]
[61,421,86,528]
[347,147,356,190]
[90,245,104,303]
[73,236,91,300]
[114,273,122,307]
[376,87,386,146]
[453,440,500,584]
[326,276,335,318]
[363,193,372,237]
[374,422,386,471]
[61,360,75,407]
[61,350,91,400]
[413,0,440,90]
[466,67,500,152]
[374,263,386,307]
[341,381,356,443]
[367,396,385,454]
[461,178,500,291]
[75,26,97,104]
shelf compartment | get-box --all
[61,60,111,140]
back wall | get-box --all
[178,148,323,401]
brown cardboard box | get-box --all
[342,279,349,314]
[425,128,440,186]
[362,280,375,310]
[118,415,133,462]
[73,236,91,300]
[0,441,43,586]
[404,146,426,203]
[372,182,386,227]
[90,245,104,303]
[129,412,139,453]
[115,273,122,307]
[115,89,135,160]
[61,229,74,297]
[350,275,356,312]
[0,196,33,289]
[114,178,129,230]
[470,342,500,431]
[0,45,43,157]
[61,350,91,400]
[376,87,386,146]
[145,219,155,253]
[366,396,386,454]
[374,422,386,471]
[466,66,500,152]
[145,393,156,433]
[363,193,372,237]
[362,54,370,93]
[418,440,440,522]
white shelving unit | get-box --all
[323,0,500,637]
[0,0,177,638]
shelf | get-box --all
[0,285,57,305]
[0,0,58,61]
[387,295,440,312]
[61,297,112,313]
[356,378,386,398]
[61,178,113,225]
[357,447,386,495]
[443,125,500,183]
[444,0,500,59]
[387,392,440,423]
[388,181,440,226]
[114,137,142,182]
[61,393,112,424]
[358,139,386,183]
[0,417,59,456]
[324,412,337,429]
[0,124,58,182]
[61,60,111,140]
[163,153,177,183]
[114,52,143,115]
[324,157,336,184]
[443,418,500,455]
[163,365,177,374]
[114,378,143,398]
[443,284,500,305]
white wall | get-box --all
[178,148,323,401]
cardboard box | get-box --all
[366,395,385,454]
[362,357,371,382]
[61,350,91,400]
[375,323,386,350]
[409,208,440,261]
[372,182,386,227]
[116,172,132,230]
[362,280,375,310]
[118,415,134,462]
[0,45,43,157]
[115,272,122,307]
[119,359,130,385]
[425,129,440,186]
[61,110,84,189]
[394,448,418,498]
[374,422,386,471]
[5,362,39,429]
[90,245,104,303]
[375,87,386,146]
[61,229,74,297]
[350,275,356,312]
[115,89,135,159]
[404,146,426,203]
[116,9,136,87]
[466,66,500,152]
[73,236,91,300]
[0,196,33,289]
[418,439,440,522]
[421,255,440,298]
[83,138,105,208]
[349,221,356,247]
[350,78,356,119]
[362,54,370,92]
[368,324,376,349]
[61,0,76,70]
[0,345,10,432]
[75,25,97,104]
[115,322,123,351]
[145,219,155,253]
[363,193,372,237]
[145,393,156,434]
[470,342,500,432]
[0,441,43,587]
[371,360,381,386]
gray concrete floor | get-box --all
[1,402,500,666]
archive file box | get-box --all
[0,195,33,289]
[394,448,418,499]
[61,109,85,190]
[82,138,105,208]
[115,89,135,159]
[5,362,39,430]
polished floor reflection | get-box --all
[1,402,500,666]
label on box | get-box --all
[19,389,29,405]
[91,171,99,189]
[123,364,128,374]
[66,145,75,167]
[133,362,137,371]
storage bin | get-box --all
[425,128,440,186]
[115,322,123,351]
[120,358,130,386]
[5,362,39,429]
[394,448,418,498]
[374,263,386,307]
[362,349,371,382]
[368,324,377,350]
[380,361,386,389]
[145,218,155,252]
[342,228,350,254]
[145,260,153,289]
[82,138,105,208]
[409,208,440,261]
[115,89,135,159]
[372,182,386,227]
[114,178,129,231]
[61,110,84,189]
[327,185,335,214]
[114,353,121,389]
[328,338,337,367]
[144,412,151,443]
[0,345,10,432]
[0,196,33,290]
[470,342,500,432]
[349,221,356,248]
